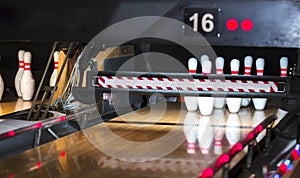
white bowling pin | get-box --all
[241,56,253,107]
[15,50,25,97]
[253,58,268,110]
[252,111,266,142]
[214,57,225,109]
[183,111,199,154]
[20,52,35,101]
[200,54,209,65]
[226,59,242,113]
[197,115,213,155]
[184,58,198,111]
[212,109,225,155]
[198,60,214,115]
[225,113,241,147]
[0,73,3,101]
[280,57,288,77]
[50,51,59,87]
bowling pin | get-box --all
[0,73,3,101]
[280,57,288,77]
[200,54,209,65]
[183,111,199,154]
[20,51,35,101]
[50,51,59,87]
[15,50,25,97]
[198,60,214,115]
[197,115,213,155]
[212,109,225,155]
[214,57,225,109]
[225,113,241,147]
[226,59,242,113]
[241,56,253,107]
[184,58,198,111]
[275,57,289,122]
[253,58,268,110]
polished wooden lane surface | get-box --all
[0,103,283,178]
[0,98,33,116]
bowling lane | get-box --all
[0,103,284,178]
[0,98,33,116]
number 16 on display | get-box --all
[184,8,219,37]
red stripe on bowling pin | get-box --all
[244,67,251,75]
[19,60,24,68]
[256,69,264,76]
[215,140,222,146]
[24,63,31,71]
[231,71,238,75]
[54,62,59,69]
[216,68,223,75]
[189,70,196,74]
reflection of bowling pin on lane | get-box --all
[212,109,225,155]
[198,60,214,115]
[252,110,266,142]
[183,111,199,154]
[20,52,35,101]
[184,58,198,111]
[226,59,242,113]
[238,107,252,139]
[214,57,225,109]
[50,51,59,87]
[15,50,25,97]
[253,58,268,110]
[14,98,24,111]
[241,56,253,107]
[280,57,288,77]
[225,113,241,147]
[197,115,213,155]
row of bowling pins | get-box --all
[14,50,59,101]
[183,108,288,155]
[184,55,289,115]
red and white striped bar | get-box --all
[96,76,280,93]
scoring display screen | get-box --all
[184,8,219,37]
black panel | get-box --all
[0,0,299,48]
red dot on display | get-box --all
[226,18,238,31]
[241,19,253,31]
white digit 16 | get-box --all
[189,13,214,33]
